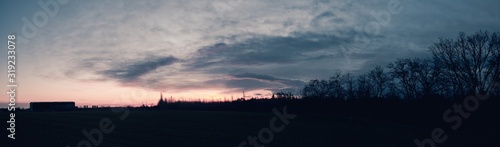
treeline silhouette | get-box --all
[302,31,500,100]
[152,31,500,128]
[296,30,500,127]
[71,31,499,129]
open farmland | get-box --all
[1,109,497,147]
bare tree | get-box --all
[356,74,372,99]
[387,58,419,99]
[302,79,330,99]
[368,66,390,98]
[342,72,356,100]
[328,70,345,100]
[430,31,500,96]
[414,59,442,98]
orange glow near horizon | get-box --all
[1,75,274,107]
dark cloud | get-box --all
[39,0,500,97]
[190,31,356,68]
[100,56,179,82]
[311,11,346,27]
[223,79,279,91]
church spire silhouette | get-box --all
[157,92,166,107]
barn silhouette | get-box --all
[30,102,76,112]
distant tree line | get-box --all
[301,31,500,100]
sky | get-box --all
[1,0,499,107]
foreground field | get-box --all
[0,110,497,147]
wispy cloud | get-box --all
[227,72,305,92]
[7,0,500,99]
[99,56,179,82]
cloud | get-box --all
[189,31,356,68]
[212,72,306,93]
[99,56,179,82]
[231,72,305,88]
[10,0,500,99]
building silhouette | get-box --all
[157,92,167,108]
[30,102,76,112]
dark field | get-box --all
[1,110,498,147]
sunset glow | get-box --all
[1,0,499,107]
